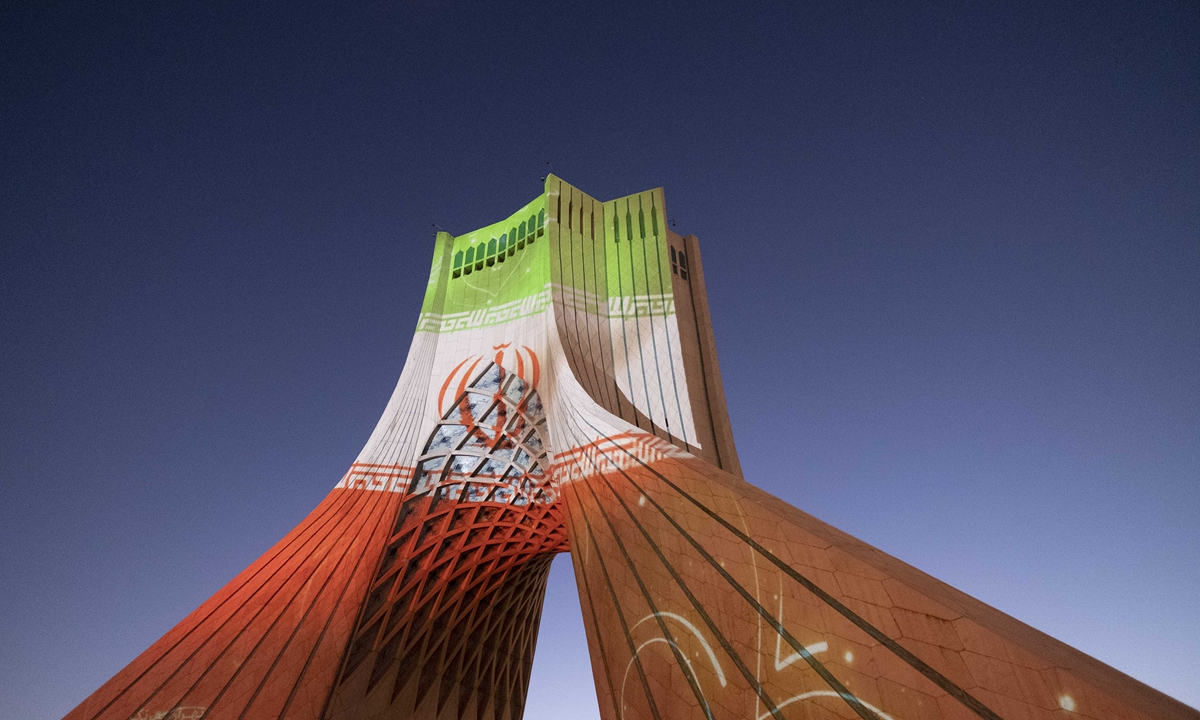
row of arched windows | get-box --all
[452,208,546,279]
[451,199,688,283]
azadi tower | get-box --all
[67,177,1196,720]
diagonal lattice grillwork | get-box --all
[414,361,553,506]
[324,359,568,720]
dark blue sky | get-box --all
[1,2,1196,718]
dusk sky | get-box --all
[1,2,1197,718]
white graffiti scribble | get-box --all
[633,612,727,687]
[619,612,725,720]
[774,591,829,670]
[756,692,895,720]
